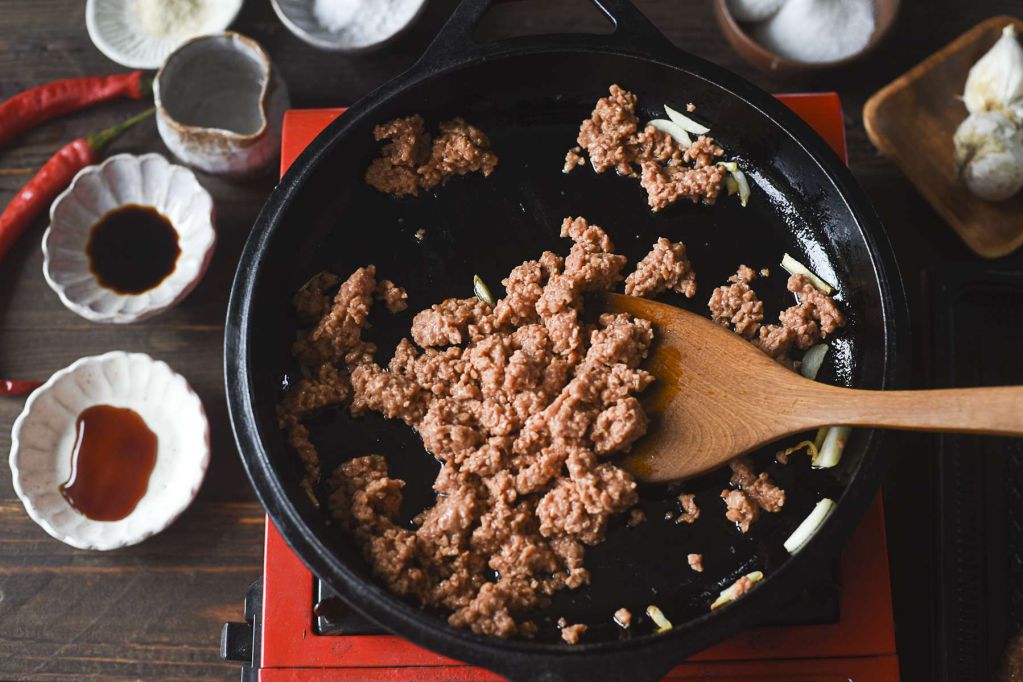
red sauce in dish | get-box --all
[60,404,158,521]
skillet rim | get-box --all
[224,34,909,680]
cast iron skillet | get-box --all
[225,1,909,679]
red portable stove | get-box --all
[221,94,900,682]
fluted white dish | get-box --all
[9,352,210,551]
[42,153,216,324]
[85,0,244,69]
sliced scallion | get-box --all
[813,426,829,452]
[783,498,836,554]
[473,274,495,305]
[780,253,834,294]
[647,118,692,148]
[645,604,673,633]
[664,104,710,135]
[710,570,764,610]
[799,343,829,380]
[813,426,850,469]
[720,161,751,207]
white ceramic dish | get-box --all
[270,0,427,53]
[85,0,244,69]
[154,32,290,177]
[9,352,210,551]
[42,153,216,324]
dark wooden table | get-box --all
[1,1,1021,679]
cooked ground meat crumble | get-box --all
[614,607,632,628]
[365,114,498,197]
[280,217,658,639]
[625,238,697,299]
[720,458,785,533]
[560,622,588,644]
[709,268,846,363]
[687,553,704,572]
[708,265,763,339]
[566,85,726,211]
[676,493,700,524]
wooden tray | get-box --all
[864,15,1023,259]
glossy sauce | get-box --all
[86,204,180,294]
[60,404,158,521]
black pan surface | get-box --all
[225,2,908,680]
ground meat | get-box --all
[639,161,726,211]
[614,607,632,628]
[627,507,646,526]
[754,324,797,360]
[676,493,700,524]
[282,217,655,639]
[624,238,697,298]
[721,489,759,533]
[411,297,492,348]
[713,268,846,363]
[374,280,408,313]
[754,273,847,360]
[708,265,763,339]
[293,272,340,324]
[684,136,725,168]
[720,458,785,533]
[366,115,497,197]
[687,553,704,572]
[563,146,586,173]
[570,85,725,210]
[560,622,587,644]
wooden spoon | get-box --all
[605,293,1023,484]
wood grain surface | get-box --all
[1,0,1022,680]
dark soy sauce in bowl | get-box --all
[86,204,181,294]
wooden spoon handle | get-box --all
[822,385,1023,437]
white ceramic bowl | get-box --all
[85,0,244,69]
[9,352,210,551]
[270,0,427,53]
[42,153,216,324]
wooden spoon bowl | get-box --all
[607,293,1023,483]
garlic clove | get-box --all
[954,111,1023,201]
[963,24,1023,123]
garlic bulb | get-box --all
[954,111,1023,201]
[963,25,1023,123]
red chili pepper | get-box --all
[0,108,154,263]
[0,71,151,147]
[0,379,43,396]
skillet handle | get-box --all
[414,0,679,69]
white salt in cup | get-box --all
[270,0,428,53]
